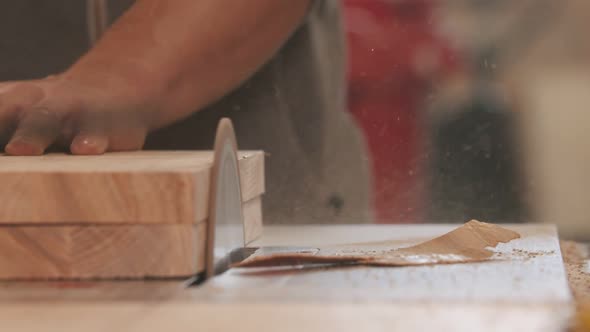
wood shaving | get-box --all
[235,220,520,268]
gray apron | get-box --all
[0,0,373,224]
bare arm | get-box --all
[0,0,311,155]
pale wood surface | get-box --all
[560,241,590,331]
[0,224,575,332]
[0,197,262,280]
[0,151,264,224]
[243,197,263,245]
[0,223,206,280]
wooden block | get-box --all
[0,151,264,224]
[0,197,263,280]
[238,153,265,206]
[244,197,263,245]
[0,223,205,280]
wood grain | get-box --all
[0,223,205,280]
[235,220,521,267]
[0,197,263,280]
[0,197,262,280]
[0,151,264,224]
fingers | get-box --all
[0,81,20,93]
[68,111,108,155]
[0,83,48,152]
[107,127,147,152]
[69,111,147,155]
[70,134,109,155]
[0,84,41,133]
[0,106,17,145]
[70,130,147,155]
[5,108,63,155]
[0,80,149,156]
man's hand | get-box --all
[1,0,311,155]
[0,73,156,155]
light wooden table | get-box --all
[0,224,578,332]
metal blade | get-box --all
[205,118,245,278]
[226,247,321,267]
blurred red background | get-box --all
[343,0,460,223]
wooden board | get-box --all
[0,223,205,280]
[0,224,574,331]
[0,197,262,280]
[0,151,264,224]
[243,196,263,245]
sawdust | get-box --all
[560,241,590,332]
[235,220,521,268]
[506,248,556,259]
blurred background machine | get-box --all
[343,0,590,239]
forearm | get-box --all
[66,0,311,128]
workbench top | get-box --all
[0,224,582,332]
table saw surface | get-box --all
[0,224,578,332]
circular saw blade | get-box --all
[205,118,245,278]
